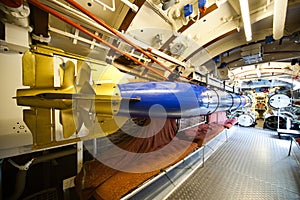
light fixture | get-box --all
[255,65,261,78]
[239,0,252,41]
[273,0,288,40]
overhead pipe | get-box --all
[273,0,288,40]
[239,0,252,41]
[93,0,115,12]
[64,0,184,79]
[40,0,113,36]
[27,0,168,80]
[119,0,139,12]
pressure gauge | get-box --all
[268,94,291,109]
[238,114,255,127]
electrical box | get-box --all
[198,0,206,8]
[184,4,193,17]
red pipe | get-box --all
[0,0,23,8]
[27,0,168,80]
[65,0,178,76]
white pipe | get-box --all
[239,0,252,41]
[124,33,188,68]
[8,159,34,171]
[93,0,115,12]
[42,0,113,36]
[120,0,139,12]
[178,121,206,132]
[190,9,200,22]
[273,0,288,40]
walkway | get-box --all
[167,127,300,200]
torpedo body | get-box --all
[117,82,250,118]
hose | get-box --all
[7,159,33,200]
[6,148,77,200]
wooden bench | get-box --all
[277,129,300,139]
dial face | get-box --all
[238,114,254,127]
[269,94,291,109]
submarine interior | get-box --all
[0,0,300,199]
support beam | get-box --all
[118,0,147,32]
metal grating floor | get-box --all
[167,127,300,200]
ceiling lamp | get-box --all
[273,0,288,40]
[239,0,252,41]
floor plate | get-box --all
[168,127,300,200]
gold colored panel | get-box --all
[92,64,128,84]
[18,45,131,149]
[24,108,52,146]
[60,109,76,138]
[35,54,54,88]
[23,109,36,142]
[96,116,128,136]
[61,60,75,89]
[31,44,60,56]
[22,51,36,87]
[16,88,73,109]
[94,83,121,116]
